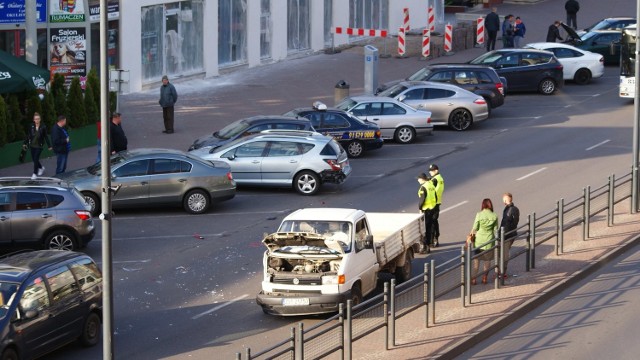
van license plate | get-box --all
[282,298,310,306]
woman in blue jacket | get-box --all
[514,17,526,48]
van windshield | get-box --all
[0,282,19,319]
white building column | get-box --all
[121,3,143,92]
[271,0,288,61]
[333,0,349,47]
[246,0,260,67]
[204,0,219,76]
[309,0,324,51]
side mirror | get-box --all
[398,95,406,102]
[24,309,38,320]
[226,155,236,161]
[364,235,374,249]
[110,174,116,180]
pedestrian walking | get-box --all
[484,7,500,52]
[500,193,520,278]
[565,0,580,29]
[159,75,178,134]
[467,198,498,285]
[417,173,437,254]
[546,21,564,42]
[23,112,52,179]
[51,115,71,175]
[428,164,444,247]
[502,14,515,48]
[513,17,526,48]
[110,112,128,154]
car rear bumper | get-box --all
[321,168,350,184]
[210,188,236,202]
[363,139,384,151]
[256,291,349,316]
[79,227,96,246]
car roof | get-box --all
[0,177,74,191]
[285,208,364,222]
[394,80,471,91]
[0,250,86,283]
[240,116,310,125]
[525,42,584,51]
[423,63,498,70]
[225,131,329,143]
[490,48,555,55]
[348,95,398,102]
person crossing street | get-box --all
[418,173,437,254]
[429,164,444,247]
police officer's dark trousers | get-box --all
[422,208,435,248]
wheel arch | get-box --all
[41,226,79,247]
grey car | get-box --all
[335,96,433,144]
[0,177,95,251]
[377,81,489,131]
[190,130,351,195]
[58,149,236,215]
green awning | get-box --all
[0,49,50,94]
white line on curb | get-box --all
[517,167,547,181]
[586,139,610,151]
[192,294,250,320]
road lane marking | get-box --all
[441,201,468,214]
[586,139,610,151]
[192,294,250,319]
[516,167,547,181]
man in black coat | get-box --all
[546,21,564,42]
[484,7,500,51]
[110,113,128,154]
[565,0,580,29]
[500,193,520,278]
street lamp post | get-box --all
[633,0,640,213]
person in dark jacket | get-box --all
[51,115,71,174]
[565,0,580,29]
[500,193,520,278]
[513,17,526,48]
[23,112,52,179]
[159,75,178,134]
[502,14,515,48]
[484,7,500,51]
[110,113,128,154]
[546,21,564,42]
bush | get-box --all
[66,76,87,128]
[6,95,22,142]
[0,96,7,147]
[84,83,99,125]
[87,68,100,108]
[51,74,68,117]
[41,91,56,129]
[25,90,43,131]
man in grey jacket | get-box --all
[159,75,178,134]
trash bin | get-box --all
[334,80,350,106]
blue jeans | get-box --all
[56,153,68,174]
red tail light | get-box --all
[324,159,342,171]
[226,172,233,181]
[555,64,563,70]
[75,210,92,220]
[427,117,431,124]
[473,98,487,105]
[599,57,604,63]
[375,130,381,138]
[495,82,504,96]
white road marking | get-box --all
[586,139,610,151]
[441,201,468,214]
[192,294,250,320]
[516,167,547,181]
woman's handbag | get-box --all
[466,233,475,243]
[18,146,27,163]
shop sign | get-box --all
[88,1,118,21]
[0,0,47,24]
[50,0,86,23]
[50,27,86,86]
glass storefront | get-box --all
[349,0,388,30]
[324,0,332,46]
[218,0,247,66]
[0,29,47,69]
[287,0,309,51]
[260,0,271,59]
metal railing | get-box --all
[237,170,634,359]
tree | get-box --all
[52,73,68,117]
[0,96,7,147]
[25,91,43,132]
[6,95,23,143]
[66,76,87,128]
[41,91,57,129]
[87,68,100,108]
[84,83,99,127]
[110,91,117,116]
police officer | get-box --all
[429,164,444,247]
[417,173,437,254]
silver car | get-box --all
[58,149,236,215]
[190,130,351,195]
[377,81,489,131]
[335,96,433,144]
[0,177,95,251]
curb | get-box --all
[435,232,640,359]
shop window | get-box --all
[324,0,333,46]
[287,0,310,51]
[260,0,272,59]
[219,0,247,66]
[349,0,389,31]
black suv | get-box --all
[0,250,102,359]
[377,64,506,111]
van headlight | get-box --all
[322,275,345,285]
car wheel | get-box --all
[538,78,556,95]
[82,191,100,217]
[349,283,363,307]
[394,126,416,144]
[448,108,473,131]
[574,68,592,85]
[80,312,101,347]
[346,140,364,158]
[183,189,210,214]
[395,250,413,283]
[0,348,18,360]
[44,230,76,251]
[294,171,321,195]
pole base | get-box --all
[324,48,341,55]
[444,51,456,56]
[395,55,410,59]
[379,54,392,58]
[419,56,431,61]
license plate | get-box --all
[342,162,352,175]
[282,298,310,306]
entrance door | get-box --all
[163,6,180,76]
[0,30,22,57]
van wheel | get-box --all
[394,126,416,144]
[1,348,17,360]
[448,109,473,131]
[538,78,556,95]
[395,250,413,283]
[82,192,100,216]
[294,171,321,195]
[44,230,76,251]
[349,283,363,306]
[346,140,364,158]
[183,189,210,214]
[80,312,101,347]
[574,68,592,85]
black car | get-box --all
[188,116,314,151]
[469,49,564,95]
[0,250,102,359]
[578,17,635,35]
[377,64,506,111]
[563,24,623,65]
[284,102,384,158]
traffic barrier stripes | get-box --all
[403,7,410,32]
[444,23,453,53]
[331,27,389,37]
[428,5,435,32]
[476,17,485,45]
[422,29,431,58]
[398,27,406,57]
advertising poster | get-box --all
[0,0,47,23]
[50,27,86,86]
[50,0,85,23]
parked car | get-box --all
[0,250,102,359]
[468,49,564,95]
[190,131,351,196]
[284,102,384,158]
[0,177,94,251]
[335,96,432,144]
[576,17,635,36]
[57,149,236,215]
[376,81,489,131]
[377,64,506,111]
[524,42,604,84]
[562,24,623,65]
[188,116,313,151]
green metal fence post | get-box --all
[558,198,564,255]
[608,174,615,226]
[294,323,303,360]
[531,212,536,269]
[390,279,396,347]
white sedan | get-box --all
[524,42,604,85]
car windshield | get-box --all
[378,84,408,98]
[580,32,598,42]
[278,220,352,252]
[0,282,19,319]
[335,98,357,111]
[87,153,127,175]
[588,20,613,32]
[407,68,433,81]
[469,52,503,64]
[216,120,250,140]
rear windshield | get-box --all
[216,120,249,140]
[378,84,408,98]
[335,98,357,111]
[407,68,433,81]
[469,52,502,64]
[320,140,343,156]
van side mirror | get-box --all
[397,95,406,102]
[24,309,38,320]
[364,235,374,249]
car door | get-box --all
[148,158,187,204]
[220,141,268,184]
[43,265,84,345]
[350,102,394,138]
[347,218,379,295]
[260,141,306,184]
[590,33,621,63]
[406,87,455,124]
[10,191,56,246]
[111,159,151,206]
[0,192,12,246]
[13,276,56,359]
[494,53,526,90]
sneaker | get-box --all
[37,166,45,176]
[433,238,439,247]
[31,174,37,180]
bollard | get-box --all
[585,186,591,239]
[245,348,251,360]
[236,352,241,360]
[608,174,615,226]
[384,282,390,349]
[525,214,531,272]
[389,279,396,347]
[344,300,352,359]
[499,227,505,287]
[429,259,435,325]
[424,262,429,328]
[289,327,296,359]
[428,5,435,32]
[294,323,304,360]
[465,244,472,305]
[403,7,410,32]
[421,29,431,60]
[338,303,344,358]
[444,23,453,55]
[397,27,406,58]
[460,246,465,307]
[558,198,564,255]
[531,212,536,269]
[334,80,350,106]
[582,187,587,241]
[494,241,499,289]
[476,17,485,46]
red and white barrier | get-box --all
[403,8,410,32]
[476,18,485,45]
[428,6,435,32]
[422,29,431,58]
[398,27,406,56]
[332,27,388,37]
[444,23,453,53]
